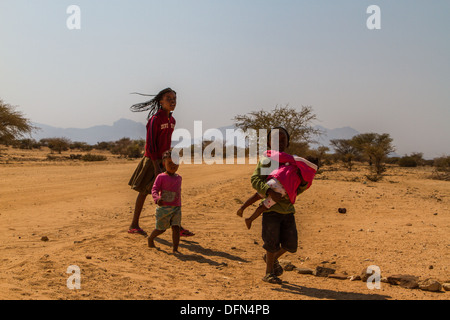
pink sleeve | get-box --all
[151,174,162,204]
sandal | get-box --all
[263,254,284,277]
[128,228,147,236]
[180,227,195,237]
[262,273,282,284]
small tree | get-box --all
[110,138,144,158]
[126,139,145,158]
[47,137,71,154]
[352,133,395,176]
[398,155,418,167]
[0,100,36,146]
[330,139,360,171]
[431,155,450,181]
[94,141,113,151]
[17,138,41,150]
[70,141,93,152]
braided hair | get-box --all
[130,88,176,119]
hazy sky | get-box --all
[0,0,449,158]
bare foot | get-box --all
[237,208,244,217]
[147,237,156,248]
[245,218,252,230]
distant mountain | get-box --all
[31,119,361,150]
[31,119,146,145]
[312,125,360,149]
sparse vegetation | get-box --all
[0,100,36,147]
[330,138,359,171]
[46,137,71,154]
[81,153,107,162]
[431,155,450,181]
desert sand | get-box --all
[0,147,449,300]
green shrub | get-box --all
[70,154,83,160]
[398,156,418,167]
[434,156,450,172]
[81,154,107,162]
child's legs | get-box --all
[171,226,180,252]
[279,213,298,254]
[245,203,267,229]
[240,193,262,210]
[247,203,268,222]
[129,158,162,229]
[170,207,182,252]
[131,192,147,228]
[148,229,165,247]
[148,206,172,246]
[261,211,284,274]
[265,249,288,274]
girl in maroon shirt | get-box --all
[128,88,193,237]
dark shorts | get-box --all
[262,211,298,253]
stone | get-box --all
[442,283,450,291]
[295,268,314,275]
[338,208,347,214]
[328,273,349,280]
[361,267,381,282]
[278,259,296,271]
[419,279,442,292]
[349,275,361,281]
[387,274,419,289]
[40,236,49,242]
[313,266,336,277]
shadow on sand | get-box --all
[154,238,249,266]
[272,282,391,300]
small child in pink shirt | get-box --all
[147,150,183,253]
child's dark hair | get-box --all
[162,149,173,161]
[162,148,180,165]
[267,127,290,148]
[130,88,176,119]
[306,156,320,169]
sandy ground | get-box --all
[0,147,449,300]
